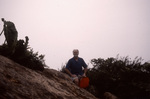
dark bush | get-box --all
[0,36,45,71]
[87,56,150,99]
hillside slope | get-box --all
[0,55,98,99]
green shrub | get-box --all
[87,56,150,99]
[0,36,45,71]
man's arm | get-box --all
[0,29,4,36]
[65,68,77,77]
[81,58,88,77]
[83,67,87,77]
[65,59,74,77]
[65,68,72,76]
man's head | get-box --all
[1,18,5,22]
[73,49,79,58]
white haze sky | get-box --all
[0,0,150,70]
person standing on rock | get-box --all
[65,49,88,85]
[0,18,18,54]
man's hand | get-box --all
[82,73,86,77]
[71,74,77,77]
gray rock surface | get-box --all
[0,55,98,99]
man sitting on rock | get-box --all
[65,49,87,85]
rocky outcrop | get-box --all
[0,55,98,99]
[104,92,118,99]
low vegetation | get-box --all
[87,55,150,99]
[0,36,45,71]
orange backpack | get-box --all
[79,77,89,88]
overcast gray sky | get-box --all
[0,0,150,70]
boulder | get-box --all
[0,55,98,99]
